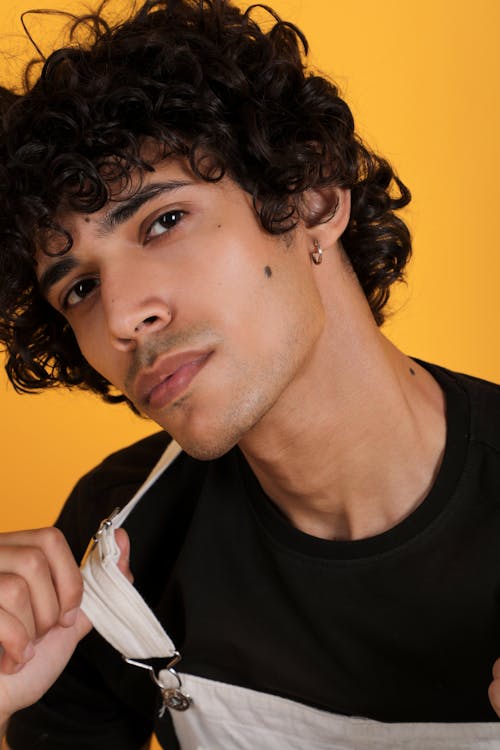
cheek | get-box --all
[70,318,119,381]
[220,262,323,365]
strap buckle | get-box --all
[80,506,121,567]
[124,651,192,714]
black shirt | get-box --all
[8,361,500,748]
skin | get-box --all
[41,160,329,462]
[0,528,131,742]
[39,159,447,539]
[1,156,499,738]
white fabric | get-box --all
[80,439,182,659]
[172,673,500,750]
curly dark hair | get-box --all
[0,0,411,403]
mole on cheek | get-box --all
[264,266,273,278]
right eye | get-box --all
[63,277,100,309]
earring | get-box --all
[311,239,323,265]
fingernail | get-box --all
[61,607,79,627]
[22,643,35,662]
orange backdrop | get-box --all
[1,2,499,747]
[0,0,499,527]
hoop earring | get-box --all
[311,239,323,265]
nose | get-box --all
[101,266,173,351]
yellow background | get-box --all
[1,0,499,528]
[0,1,498,747]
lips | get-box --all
[133,349,212,410]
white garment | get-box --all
[173,673,500,750]
[81,440,182,659]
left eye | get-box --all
[147,210,184,240]
[64,277,100,309]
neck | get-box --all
[239,303,446,541]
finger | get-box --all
[1,652,23,674]
[488,678,500,717]
[0,649,33,675]
[0,608,34,672]
[493,658,500,680]
[0,573,36,642]
[115,529,133,583]
[0,546,61,637]
[489,658,500,717]
[0,528,83,629]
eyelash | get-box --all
[63,277,100,310]
[145,209,185,242]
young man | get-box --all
[0,0,499,748]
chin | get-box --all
[172,430,240,461]
[159,379,282,460]
[179,442,235,461]
[166,402,262,461]
[156,404,237,460]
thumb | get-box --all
[115,528,133,583]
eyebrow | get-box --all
[38,179,193,298]
[38,256,79,299]
[100,179,192,234]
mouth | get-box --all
[134,349,213,411]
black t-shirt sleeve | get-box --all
[6,432,171,750]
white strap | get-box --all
[112,439,183,528]
[80,440,182,659]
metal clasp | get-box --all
[80,506,121,567]
[124,651,192,715]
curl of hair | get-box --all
[0,0,411,401]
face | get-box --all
[37,159,326,459]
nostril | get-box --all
[134,315,159,333]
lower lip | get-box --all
[147,353,211,410]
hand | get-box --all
[489,658,500,717]
[0,526,131,726]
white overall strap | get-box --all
[80,439,183,660]
[112,439,183,528]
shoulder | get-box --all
[424,360,500,453]
[454,370,500,452]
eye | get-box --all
[63,277,100,309]
[146,210,184,241]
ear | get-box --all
[301,186,351,246]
